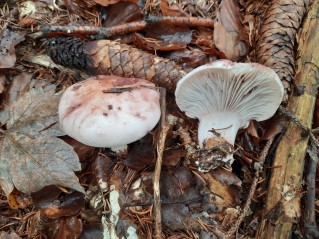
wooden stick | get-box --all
[153,87,169,238]
[256,1,319,237]
[33,16,214,39]
[304,140,319,238]
[225,138,274,238]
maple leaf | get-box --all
[0,89,84,196]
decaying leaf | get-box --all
[213,0,249,61]
[45,216,83,239]
[0,231,21,239]
[0,134,83,195]
[0,89,84,196]
[91,0,138,7]
[0,29,25,68]
[102,2,143,27]
[4,72,33,104]
[255,0,310,101]
[1,89,62,136]
[19,0,59,26]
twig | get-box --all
[279,105,319,147]
[305,140,319,238]
[153,87,169,239]
[32,16,214,39]
[225,138,274,239]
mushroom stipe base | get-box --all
[195,137,234,172]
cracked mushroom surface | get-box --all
[59,75,161,148]
[175,60,284,171]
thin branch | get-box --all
[225,138,274,239]
[153,87,169,239]
[32,16,214,39]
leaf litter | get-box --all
[0,0,316,238]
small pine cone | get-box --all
[255,0,310,102]
[46,37,186,92]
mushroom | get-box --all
[175,60,284,171]
[58,75,161,148]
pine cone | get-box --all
[255,0,310,102]
[46,37,186,92]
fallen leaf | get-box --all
[4,72,33,104]
[45,216,83,239]
[102,2,143,27]
[8,189,33,209]
[0,231,21,239]
[213,0,249,61]
[2,89,63,136]
[165,48,209,68]
[0,134,83,195]
[200,172,241,207]
[0,89,84,196]
[262,115,287,140]
[0,29,25,68]
[38,191,85,218]
[91,154,114,191]
[160,0,187,17]
[91,0,138,7]
[211,168,242,187]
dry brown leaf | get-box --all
[0,89,83,196]
[1,89,62,136]
[0,133,83,196]
[132,33,187,51]
[160,0,188,17]
[213,0,249,61]
[262,115,286,140]
[0,29,25,68]
[46,216,83,239]
[0,231,21,239]
[91,154,114,191]
[91,0,138,7]
[165,48,209,68]
[200,172,241,207]
[102,2,143,27]
[4,72,33,104]
[38,191,85,219]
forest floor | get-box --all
[0,0,318,238]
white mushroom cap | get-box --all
[175,59,284,149]
[59,75,161,148]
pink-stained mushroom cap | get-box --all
[59,75,161,148]
[175,59,284,170]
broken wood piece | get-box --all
[256,1,319,238]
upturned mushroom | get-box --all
[175,60,284,171]
[58,75,161,149]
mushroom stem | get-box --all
[198,112,241,148]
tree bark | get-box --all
[257,1,319,238]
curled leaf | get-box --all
[213,0,249,61]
